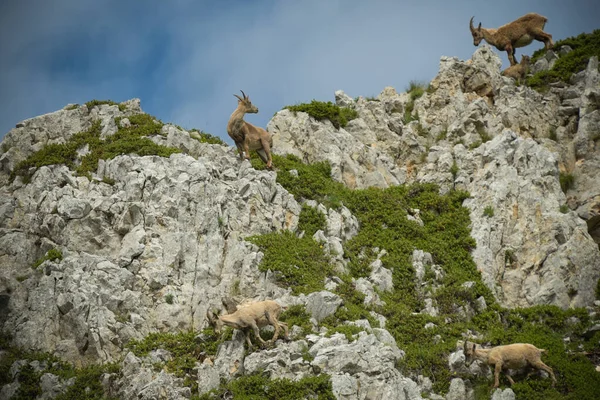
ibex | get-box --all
[501,55,531,81]
[227,90,273,169]
[470,13,553,66]
[207,299,289,348]
[464,341,557,388]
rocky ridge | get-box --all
[0,44,598,399]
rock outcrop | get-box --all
[270,46,600,309]
[1,45,599,399]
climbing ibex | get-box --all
[501,55,531,81]
[207,299,289,348]
[470,13,553,66]
[227,90,273,169]
[464,341,557,388]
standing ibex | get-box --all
[470,13,553,66]
[207,299,289,348]
[464,341,557,388]
[227,90,273,169]
[501,55,531,81]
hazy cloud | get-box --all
[1,0,598,142]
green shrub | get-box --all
[285,100,358,129]
[527,29,600,90]
[279,304,313,335]
[85,99,118,109]
[450,161,459,179]
[560,204,570,214]
[189,129,226,145]
[406,80,428,101]
[32,248,63,269]
[165,294,174,304]
[11,111,180,183]
[483,205,494,218]
[559,172,575,193]
[298,204,327,237]
[197,373,335,400]
[247,231,333,295]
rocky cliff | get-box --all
[0,44,599,400]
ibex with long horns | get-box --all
[227,90,274,169]
[469,13,553,66]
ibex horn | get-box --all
[469,16,475,33]
[240,90,247,100]
[233,94,243,101]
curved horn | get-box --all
[463,340,468,353]
[234,94,243,101]
[240,90,247,100]
[469,16,475,33]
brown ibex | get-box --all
[207,299,289,348]
[501,55,531,81]
[464,341,557,388]
[227,90,273,169]
[470,13,553,66]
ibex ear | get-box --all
[477,22,481,31]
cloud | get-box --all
[1,0,599,143]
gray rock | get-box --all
[491,388,516,400]
[305,291,343,323]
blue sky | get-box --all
[0,0,598,143]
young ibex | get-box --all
[501,55,531,81]
[470,13,553,66]
[227,90,273,169]
[464,341,557,388]
[206,299,289,348]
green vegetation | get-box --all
[560,204,570,214]
[64,104,79,111]
[189,129,226,145]
[11,113,180,183]
[279,304,313,335]
[527,29,600,91]
[127,328,232,394]
[402,81,428,124]
[32,248,63,269]
[559,172,575,193]
[0,333,120,400]
[197,373,335,400]
[284,100,358,129]
[483,205,495,218]
[549,127,558,141]
[297,204,327,236]
[436,126,448,141]
[165,293,174,304]
[251,154,600,396]
[85,99,126,112]
[450,161,459,180]
[406,80,428,101]
[247,230,333,295]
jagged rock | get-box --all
[305,291,343,323]
[197,361,221,396]
[110,352,191,400]
[446,378,473,400]
[368,259,393,292]
[1,145,301,362]
[491,388,516,400]
[460,131,600,308]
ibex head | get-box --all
[463,340,477,366]
[206,309,225,333]
[469,16,483,46]
[234,90,258,114]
